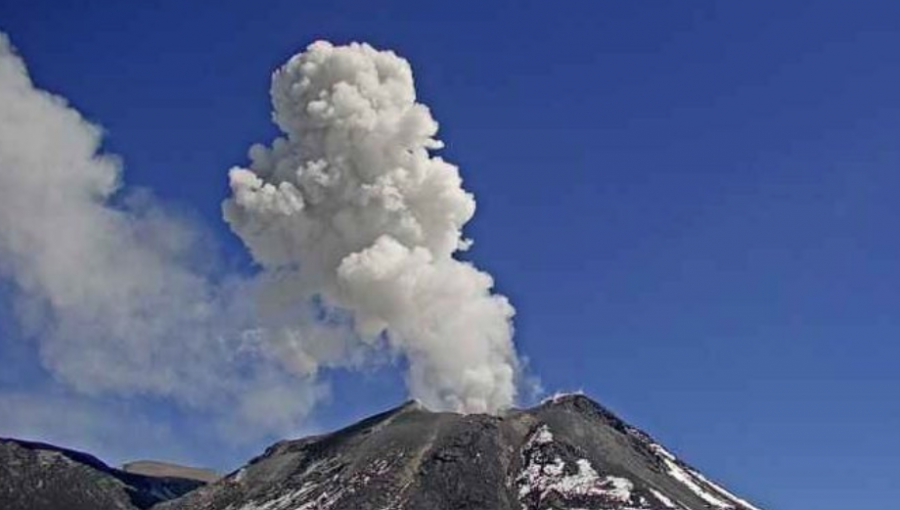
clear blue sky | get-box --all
[1,1,899,509]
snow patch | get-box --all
[229,480,339,510]
[648,444,677,462]
[517,425,639,508]
[660,456,732,508]
[518,455,634,502]
[540,390,585,405]
[687,468,763,510]
[649,443,762,510]
[528,425,554,447]
[648,488,678,509]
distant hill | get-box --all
[0,438,208,510]
[121,460,220,485]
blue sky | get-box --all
[1,1,899,509]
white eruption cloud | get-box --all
[0,33,326,440]
[224,41,520,413]
[0,31,522,453]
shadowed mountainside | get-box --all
[0,438,208,510]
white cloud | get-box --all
[0,34,525,461]
[0,389,184,465]
[0,33,325,441]
[224,41,521,413]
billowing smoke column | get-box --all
[0,33,521,453]
[225,41,519,413]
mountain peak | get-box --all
[161,395,763,510]
[536,391,603,411]
[1,396,763,510]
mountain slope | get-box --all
[0,438,207,510]
[161,394,763,510]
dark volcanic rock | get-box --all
[0,438,206,510]
[161,395,764,510]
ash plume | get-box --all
[0,32,523,453]
[225,41,520,413]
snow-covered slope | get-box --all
[161,395,763,510]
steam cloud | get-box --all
[0,33,521,448]
[225,41,519,413]
[0,33,325,440]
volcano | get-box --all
[1,394,763,510]
[163,394,762,510]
